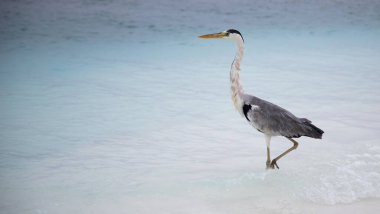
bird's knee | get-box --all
[293,142,299,149]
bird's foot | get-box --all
[266,160,271,169]
[266,160,273,169]
[269,159,279,169]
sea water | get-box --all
[1,0,380,213]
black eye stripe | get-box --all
[226,29,241,35]
[226,29,244,42]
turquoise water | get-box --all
[1,0,380,213]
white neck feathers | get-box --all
[230,36,245,115]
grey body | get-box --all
[242,94,323,139]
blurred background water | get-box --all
[1,0,380,213]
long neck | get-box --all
[230,38,245,115]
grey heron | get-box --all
[199,29,324,169]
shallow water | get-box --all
[1,0,380,213]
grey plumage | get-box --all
[243,94,324,139]
[199,29,324,169]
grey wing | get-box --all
[243,95,323,138]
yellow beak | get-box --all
[198,32,227,39]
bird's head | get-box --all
[198,29,244,42]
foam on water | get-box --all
[303,144,380,205]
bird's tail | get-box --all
[300,118,324,139]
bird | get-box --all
[198,29,324,169]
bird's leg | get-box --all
[270,137,299,169]
[266,147,271,169]
[265,135,271,169]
